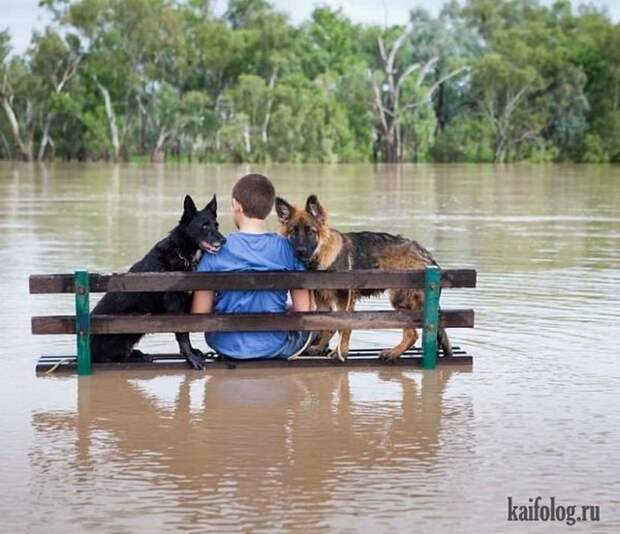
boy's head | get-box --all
[231,173,275,227]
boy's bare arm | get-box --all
[191,290,214,314]
[291,289,312,312]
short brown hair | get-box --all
[232,173,275,219]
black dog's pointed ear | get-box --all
[205,194,217,213]
[305,194,326,223]
[275,196,294,225]
[181,194,197,224]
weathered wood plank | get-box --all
[29,269,477,294]
[32,309,474,335]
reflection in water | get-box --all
[1,162,619,531]
[30,367,472,532]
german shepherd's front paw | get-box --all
[184,348,206,370]
[378,349,401,362]
[304,345,331,357]
[327,348,347,362]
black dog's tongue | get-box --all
[200,240,221,254]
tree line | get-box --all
[1,0,619,164]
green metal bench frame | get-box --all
[30,266,476,375]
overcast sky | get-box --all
[3,0,619,54]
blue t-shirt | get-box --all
[196,232,305,358]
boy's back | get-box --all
[197,231,305,358]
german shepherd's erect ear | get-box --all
[305,194,326,223]
[181,194,198,225]
[275,196,295,225]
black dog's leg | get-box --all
[175,332,206,370]
[91,333,143,363]
[164,292,205,370]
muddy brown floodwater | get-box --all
[0,162,619,532]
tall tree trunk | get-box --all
[261,69,278,145]
[381,131,397,163]
[214,94,222,152]
[495,134,507,163]
[436,75,446,131]
[372,81,397,163]
[95,81,121,162]
[137,95,147,156]
[151,128,168,162]
[0,130,12,158]
[38,113,54,161]
[614,67,620,111]
[242,123,251,154]
[0,92,33,161]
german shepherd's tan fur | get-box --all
[276,194,452,361]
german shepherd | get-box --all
[91,194,226,370]
[275,194,452,361]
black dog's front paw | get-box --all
[183,348,206,370]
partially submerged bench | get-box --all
[30,266,476,374]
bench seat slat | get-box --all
[29,269,477,294]
[37,347,469,361]
[36,347,473,372]
[31,309,474,335]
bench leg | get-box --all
[75,269,92,376]
[422,266,440,370]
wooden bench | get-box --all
[29,266,476,374]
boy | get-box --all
[191,174,312,359]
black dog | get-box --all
[90,194,226,370]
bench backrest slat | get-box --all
[29,269,476,294]
[31,309,474,335]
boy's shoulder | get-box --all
[264,232,291,246]
[197,231,303,272]
[263,232,296,253]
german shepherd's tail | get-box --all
[435,267,453,357]
[438,325,453,357]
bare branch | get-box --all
[56,54,82,93]
[377,36,387,66]
[406,65,470,109]
[504,85,530,118]
[386,26,413,75]
[371,77,389,134]
[416,57,439,87]
[396,63,421,90]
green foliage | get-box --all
[432,116,495,162]
[581,134,609,163]
[1,0,619,162]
